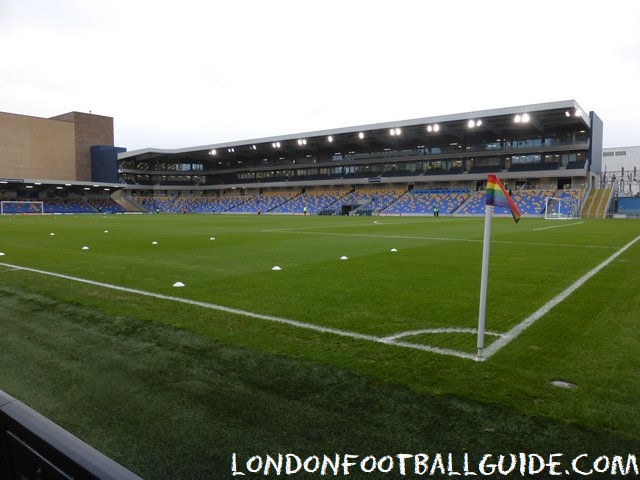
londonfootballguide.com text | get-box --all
[231,452,639,476]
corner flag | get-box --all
[477,174,521,358]
[485,173,521,223]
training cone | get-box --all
[173,281,185,287]
[340,256,348,260]
[390,248,398,252]
[152,241,158,245]
[82,246,89,250]
[272,266,281,271]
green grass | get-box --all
[1,214,640,478]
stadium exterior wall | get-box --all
[0,110,115,183]
[51,111,115,182]
[0,111,76,181]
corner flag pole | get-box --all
[477,204,493,358]
[477,174,520,358]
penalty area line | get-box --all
[533,221,583,231]
[0,262,477,361]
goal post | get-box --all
[544,197,578,220]
[0,201,45,215]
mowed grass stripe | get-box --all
[0,215,635,345]
[0,261,482,360]
[1,215,640,479]
[0,215,637,357]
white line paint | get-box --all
[2,233,636,363]
[266,230,615,250]
[481,234,640,359]
[0,261,477,360]
[267,230,481,243]
[383,327,504,341]
[533,221,583,231]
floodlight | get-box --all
[327,136,333,142]
[514,114,521,123]
[209,149,217,155]
[358,132,365,139]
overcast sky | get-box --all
[2,0,639,150]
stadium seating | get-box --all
[43,199,96,214]
[456,189,555,217]
[382,190,469,215]
[120,187,586,218]
[87,198,126,213]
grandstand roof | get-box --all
[118,100,590,171]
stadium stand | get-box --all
[383,190,469,215]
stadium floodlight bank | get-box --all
[544,197,579,220]
[0,201,44,215]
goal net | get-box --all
[544,197,578,220]
[0,201,45,215]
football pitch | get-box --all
[1,214,640,478]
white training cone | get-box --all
[173,281,185,287]
[390,248,398,252]
[340,256,348,260]
[152,241,158,245]
[209,237,215,240]
[104,230,109,234]
[0,252,5,256]
[50,233,55,236]
[82,246,89,250]
[272,266,281,271]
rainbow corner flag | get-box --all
[485,173,521,223]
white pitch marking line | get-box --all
[533,221,583,231]
[0,261,476,361]
[384,327,504,342]
[267,230,616,250]
[481,234,640,360]
[3,233,635,363]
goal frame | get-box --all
[544,197,578,220]
[0,200,45,215]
